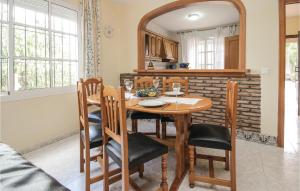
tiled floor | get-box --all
[24,119,300,191]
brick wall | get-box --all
[120,73,261,133]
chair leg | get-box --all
[161,122,167,139]
[138,164,144,178]
[225,150,230,171]
[189,145,195,188]
[85,148,91,191]
[103,147,109,191]
[132,119,138,133]
[230,150,236,191]
[156,119,160,138]
[160,154,168,191]
[80,138,84,173]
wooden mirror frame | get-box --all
[137,0,246,76]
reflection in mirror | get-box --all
[144,1,240,70]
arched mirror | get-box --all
[137,0,246,74]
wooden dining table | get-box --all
[87,94,212,191]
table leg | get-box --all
[169,114,189,191]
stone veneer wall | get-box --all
[120,73,261,134]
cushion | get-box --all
[188,124,231,150]
[161,116,174,123]
[106,133,168,168]
[130,111,161,120]
[0,144,69,191]
[80,124,103,149]
[88,110,101,124]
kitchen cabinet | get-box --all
[144,30,178,62]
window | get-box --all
[0,0,79,96]
[196,39,216,69]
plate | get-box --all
[138,100,166,107]
[164,91,185,96]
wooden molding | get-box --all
[278,0,286,148]
[137,0,247,72]
[286,34,299,39]
[134,69,247,77]
[285,0,300,4]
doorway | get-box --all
[284,2,299,152]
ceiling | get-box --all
[286,3,300,17]
[149,1,239,32]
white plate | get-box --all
[138,100,166,107]
[164,91,185,96]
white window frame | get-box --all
[1,0,82,102]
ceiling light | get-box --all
[186,12,202,21]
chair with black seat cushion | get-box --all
[80,78,102,124]
[100,85,168,191]
[161,77,190,139]
[77,81,120,191]
[188,81,238,191]
[130,76,161,138]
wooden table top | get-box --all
[88,94,212,115]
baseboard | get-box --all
[237,129,277,146]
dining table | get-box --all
[87,93,212,191]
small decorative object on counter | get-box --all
[167,63,177,69]
[179,63,189,69]
[147,60,155,70]
[136,87,159,97]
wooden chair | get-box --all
[161,77,189,139]
[131,76,161,138]
[80,78,102,124]
[188,81,238,191]
[100,85,169,191]
[77,80,120,191]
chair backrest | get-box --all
[100,85,128,145]
[162,77,189,95]
[100,85,129,188]
[134,76,154,89]
[77,81,89,136]
[225,81,238,146]
[80,78,102,96]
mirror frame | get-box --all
[137,0,246,75]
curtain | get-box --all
[179,25,239,69]
[82,0,101,78]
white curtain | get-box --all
[82,0,101,78]
[180,25,239,69]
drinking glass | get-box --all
[124,80,133,97]
[153,79,160,89]
[173,82,181,104]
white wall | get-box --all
[100,0,279,137]
[0,93,79,152]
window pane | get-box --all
[36,30,48,58]
[26,28,35,57]
[1,24,8,56]
[54,61,62,87]
[1,0,8,22]
[52,16,62,31]
[37,60,50,88]
[53,33,62,59]
[14,26,26,57]
[0,58,8,92]
[36,12,48,28]
[63,34,70,59]
[70,36,78,60]
[25,9,35,26]
[70,61,78,85]
[69,21,77,35]
[14,6,26,24]
[26,60,36,89]
[14,59,26,91]
[63,61,70,86]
